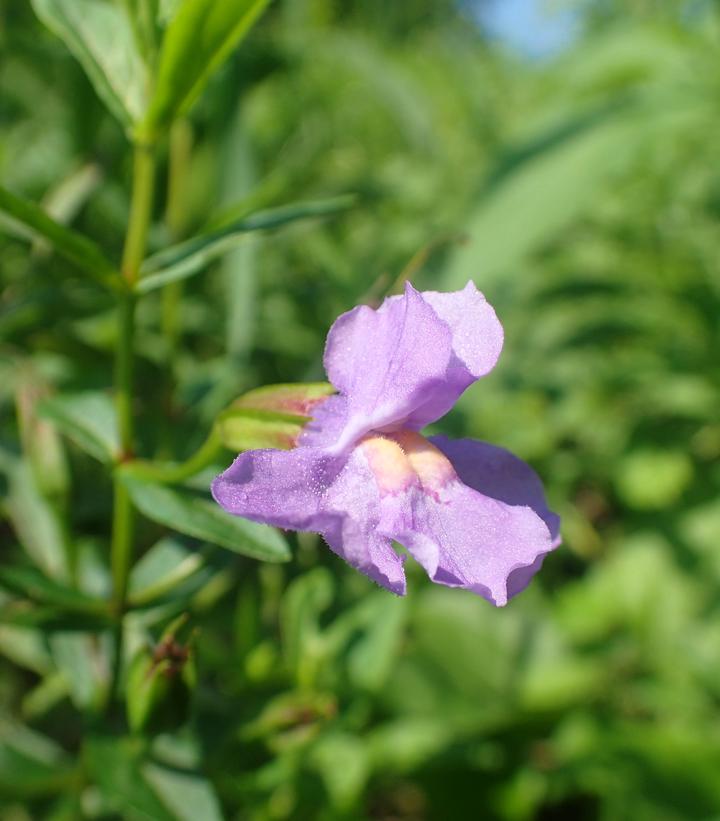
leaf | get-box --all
[139,0,272,137]
[84,735,175,821]
[441,105,642,289]
[0,624,52,675]
[0,718,76,797]
[128,537,208,606]
[142,761,223,821]
[1,454,67,580]
[38,392,120,464]
[346,594,406,692]
[0,185,119,290]
[136,196,355,293]
[122,476,290,561]
[30,0,148,126]
[40,162,103,227]
[309,733,369,812]
[616,449,693,510]
[366,719,454,775]
[0,603,112,632]
[85,732,222,821]
[281,568,334,687]
[49,631,111,710]
[22,670,71,719]
[0,566,108,614]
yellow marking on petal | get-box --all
[361,430,456,495]
[389,430,456,490]
[361,435,414,494]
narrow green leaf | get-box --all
[142,762,223,821]
[22,670,71,719]
[0,603,112,631]
[84,735,175,821]
[0,719,76,797]
[281,568,334,687]
[37,163,103,243]
[1,455,67,580]
[309,733,369,812]
[121,0,160,65]
[30,0,148,126]
[0,566,108,615]
[0,624,52,675]
[441,107,640,289]
[122,476,290,562]
[0,185,120,290]
[347,594,406,692]
[128,538,208,606]
[38,392,120,464]
[158,0,182,24]
[139,0,271,137]
[50,631,111,710]
[136,196,354,293]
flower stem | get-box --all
[108,142,156,704]
[121,425,224,485]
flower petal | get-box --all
[322,282,453,449]
[212,445,406,594]
[321,282,504,450]
[211,447,341,530]
[298,394,349,448]
[429,436,561,546]
[321,447,407,594]
[377,477,554,606]
[404,282,504,428]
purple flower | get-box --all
[212,282,560,606]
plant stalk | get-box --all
[108,143,156,704]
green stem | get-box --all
[108,143,156,705]
[159,121,193,457]
[122,426,224,485]
[122,144,156,287]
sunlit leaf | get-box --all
[142,762,223,821]
[122,476,290,561]
[39,391,120,464]
[139,0,271,137]
[31,0,148,126]
[49,631,111,710]
[128,538,208,606]
[441,102,646,289]
[309,733,369,812]
[281,568,333,687]
[0,453,67,580]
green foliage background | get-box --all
[1,0,720,819]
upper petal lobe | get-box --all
[321,281,503,450]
